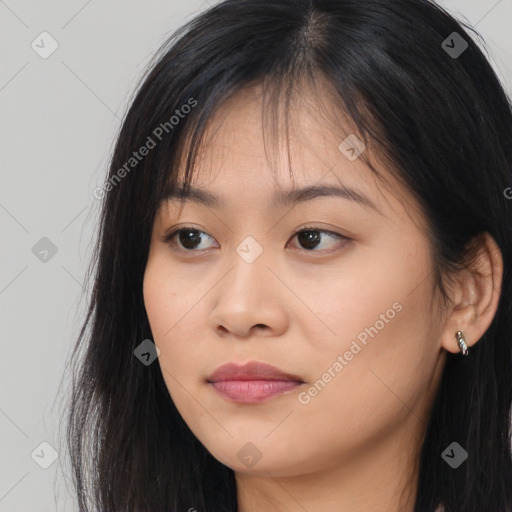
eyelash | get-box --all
[162,226,351,255]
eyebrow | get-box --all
[162,183,380,212]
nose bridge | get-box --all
[224,233,270,302]
[209,233,288,336]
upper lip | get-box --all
[207,361,305,383]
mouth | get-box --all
[206,361,305,403]
[209,379,303,402]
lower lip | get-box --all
[209,379,303,403]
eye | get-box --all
[162,226,350,254]
[287,227,350,253]
[163,228,217,252]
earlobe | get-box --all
[440,232,503,355]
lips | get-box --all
[207,361,305,403]
[207,361,304,383]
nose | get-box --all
[209,247,290,339]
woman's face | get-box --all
[143,84,448,477]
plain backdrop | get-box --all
[1,1,511,510]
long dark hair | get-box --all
[65,1,512,510]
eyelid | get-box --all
[287,225,350,253]
[161,225,218,251]
[290,223,349,239]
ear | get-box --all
[440,232,503,354]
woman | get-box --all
[66,0,512,510]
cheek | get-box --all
[143,250,199,339]
[328,285,436,422]
[293,235,439,415]
[143,258,208,392]
[290,232,432,357]
[143,271,171,331]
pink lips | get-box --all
[207,361,305,403]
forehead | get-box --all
[174,83,378,190]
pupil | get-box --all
[298,230,320,249]
[180,230,201,249]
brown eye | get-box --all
[288,228,350,252]
[163,228,217,251]
[296,230,322,250]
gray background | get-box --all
[1,1,511,510]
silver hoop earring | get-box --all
[455,331,469,356]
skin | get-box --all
[143,83,503,512]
